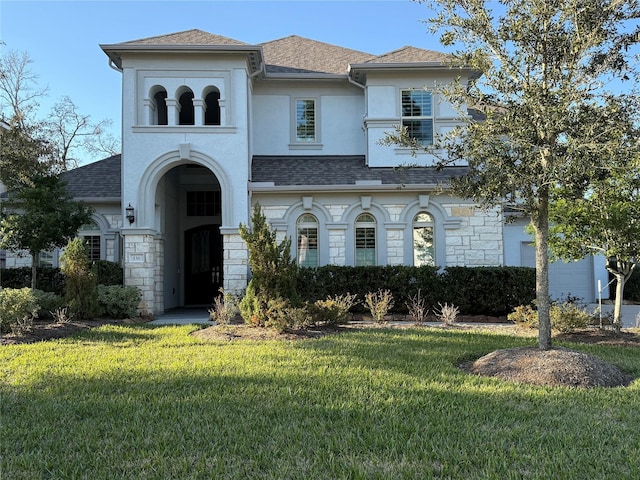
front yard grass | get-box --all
[1,325,639,479]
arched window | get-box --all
[152,88,168,125]
[413,212,434,266]
[204,88,221,125]
[355,213,376,266]
[297,214,318,267]
[178,88,195,125]
[79,221,102,261]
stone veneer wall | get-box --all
[443,205,504,266]
[256,198,504,269]
[123,232,162,315]
[221,229,248,295]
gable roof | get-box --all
[260,35,374,75]
[120,29,247,46]
[102,29,458,79]
[250,156,468,191]
[61,155,121,201]
[365,45,451,64]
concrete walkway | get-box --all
[149,308,211,325]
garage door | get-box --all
[521,243,594,302]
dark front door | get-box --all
[184,225,222,305]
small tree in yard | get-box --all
[550,98,640,330]
[385,0,639,349]
[60,237,97,320]
[238,203,298,326]
[0,174,93,289]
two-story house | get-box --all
[4,29,608,314]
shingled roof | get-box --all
[103,29,454,77]
[120,29,247,46]
[251,156,468,188]
[260,35,374,75]
[61,155,121,200]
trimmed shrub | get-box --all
[92,260,124,286]
[624,269,640,302]
[96,285,141,319]
[508,302,595,332]
[61,239,97,320]
[0,287,39,333]
[31,289,64,320]
[297,265,535,316]
[0,267,65,295]
[312,293,359,326]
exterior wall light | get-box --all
[125,204,135,225]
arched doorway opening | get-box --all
[157,163,223,309]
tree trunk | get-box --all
[610,260,636,332]
[532,194,552,350]
[31,251,40,290]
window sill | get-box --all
[132,126,237,134]
[289,143,323,151]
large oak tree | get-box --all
[391,0,639,349]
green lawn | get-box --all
[1,325,639,479]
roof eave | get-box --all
[348,62,481,84]
[262,72,348,81]
[99,44,264,73]
[248,182,448,193]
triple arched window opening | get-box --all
[150,86,221,126]
[296,212,435,268]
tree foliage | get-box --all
[0,49,120,171]
[60,238,97,320]
[389,0,639,349]
[0,175,93,289]
[238,203,298,325]
[549,96,640,328]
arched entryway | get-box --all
[156,163,224,309]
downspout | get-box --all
[108,58,122,73]
[347,72,368,164]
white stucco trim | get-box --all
[136,149,233,230]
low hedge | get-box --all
[623,268,640,302]
[0,261,123,294]
[296,265,535,316]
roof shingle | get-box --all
[251,156,467,187]
[121,29,247,46]
[61,155,121,199]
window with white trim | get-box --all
[79,221,101,261]
[297,214,318,267]
[413,212,435,266]
[401,90,434,145]
[295,99,316,142]
[355,213,376,266]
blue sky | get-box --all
[1,0,442,164]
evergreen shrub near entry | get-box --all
[297,265,535,316]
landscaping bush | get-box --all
[297,265,535,316]
[624,268,640,302]
[61,239,98,320]
[96,285,141,319]
[31,289,64,320]
[0,287,38,333]
[312,293,359,326]
[508,302,595,332]
[0,267,65,295]
[92,260,124,286]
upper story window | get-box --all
[401,90,433,145]
[152,88,168,125]
[297,214,318,267]
[412,212,435,266]
[355,213,376,266]
[204,88,221,126]
[178,88,195,125]
[295,99,316,142]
